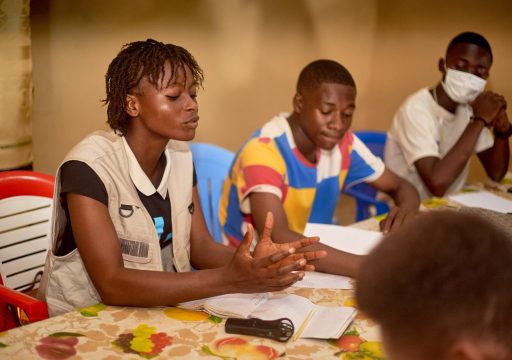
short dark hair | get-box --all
[296,59,356,93]
[356,211,512,358]
[446,31,493,62]
[103,39,204,136]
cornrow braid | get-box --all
[103,39,204,135]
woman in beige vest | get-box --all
[40,39,325,316]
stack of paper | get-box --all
[178,292,356,340]
[304,223,383,255]
[448,191,512,214]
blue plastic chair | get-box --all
[344,131,390,221]
[189,143,235,243]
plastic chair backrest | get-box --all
[189,143,234,242]
[0,171,55,291]
[345,131,390,221]
[355,131,387,161]
[0,170,54,199]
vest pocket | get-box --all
[119,236,154,264]
[111,200,155,265]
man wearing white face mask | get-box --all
[384,31,511,199]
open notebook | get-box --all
[178,292,356,340]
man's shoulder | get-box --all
[240,135,281,159]
[258,113,290,138]
[240,113,290,152]
[399,88,432,111]
[235,128,288,173]
[393,88,437,127]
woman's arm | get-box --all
[67,192,307,307]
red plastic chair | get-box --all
[0,285,49,330]
[0,170,54,199]
[0,170,54,331]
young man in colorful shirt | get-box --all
[219,59,420,277]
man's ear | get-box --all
[438,58,446,73]
[438,58,448,82]
[125,95,139,117]
[293,92,304,113]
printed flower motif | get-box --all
[79,303,107,317]
[146,332,174,356]
[330,329,384,359]
[163,307,221,323]
[336,335,364,352]
[133,324,156,338]
[35,332,84,360]
[112,324,173,359]
[131,336,154,353]
[202,336,282,359]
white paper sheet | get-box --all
[292,271,353,289]
[448,191,512,214]
[304,223,383,255]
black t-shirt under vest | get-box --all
[55,159,197,256]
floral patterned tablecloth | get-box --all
[0,286,383,359]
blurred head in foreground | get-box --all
[356,211,512,360]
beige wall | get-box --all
[31,0,512,180]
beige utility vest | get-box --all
[39,131,193,316]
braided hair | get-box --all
[103,39,204,135]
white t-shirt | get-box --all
[385,88,493,199]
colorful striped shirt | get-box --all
[219,113,385,245]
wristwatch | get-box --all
[493,123,512,139]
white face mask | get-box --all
[441,68,486,104]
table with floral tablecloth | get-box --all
[0,286,384,359]
[4,177,510,359]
